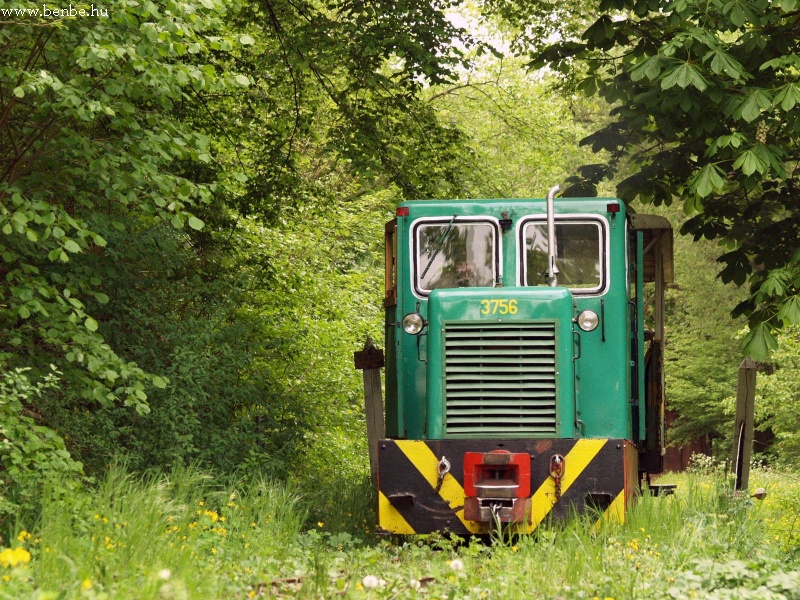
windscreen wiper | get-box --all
[420,214,457,281]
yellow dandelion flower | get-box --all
[82,578,92,590]
[317,522,324,528]
[0,547,31,568]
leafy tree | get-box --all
[428,54,602,198]
[0,0,249,409]
[0,367,83,527]
[203,0,483,214]
[660,207,748,447]
[525,0,800,358]
[752,326,800,463]
[1,0,490,484]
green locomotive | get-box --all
[376,187,673,534]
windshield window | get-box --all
[414,220,498,294]
[522,220,605,292]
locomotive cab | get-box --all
[377,193,672,534]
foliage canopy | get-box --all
[527,0,800,358]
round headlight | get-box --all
[402,312,425,335]
[576,310,599,332]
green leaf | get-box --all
[741,323,778,360]
[583,15,615,45]
[13,87,24,98]
[63,239,82,253]
[234,74,250,87]
[760,273,786,297]
[84,317,99,332]
[734,89,772,122]
[188,216,205,230]
[773,83,800,111]
[724,0,761,27]
[240,34,255,45]
[707,133,746,156]
[630,56,663,82]
[777,296,800,324]
[759,54,800,71]
[732,149,769,176]
[707,49,745,80]
[689,164,725,197]
[152,375,168,389]
[661,63,707,92]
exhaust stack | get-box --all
[546,185,560,286]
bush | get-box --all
[0,367,83,532]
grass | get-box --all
[2,463,800,599]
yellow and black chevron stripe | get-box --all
[378,438,636,535]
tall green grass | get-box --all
[1,463,310,598]
[2,464,800,599]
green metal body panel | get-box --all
[425,287,575,439]
[387,198,634,442]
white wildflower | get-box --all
[362,575,380,589]
[158,569,172,580]
[448,559,463,571]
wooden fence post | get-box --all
[354,338,384,488]
[731,357,757,491]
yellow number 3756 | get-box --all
[480,299,518,315]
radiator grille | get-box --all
[443,322,557,436]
